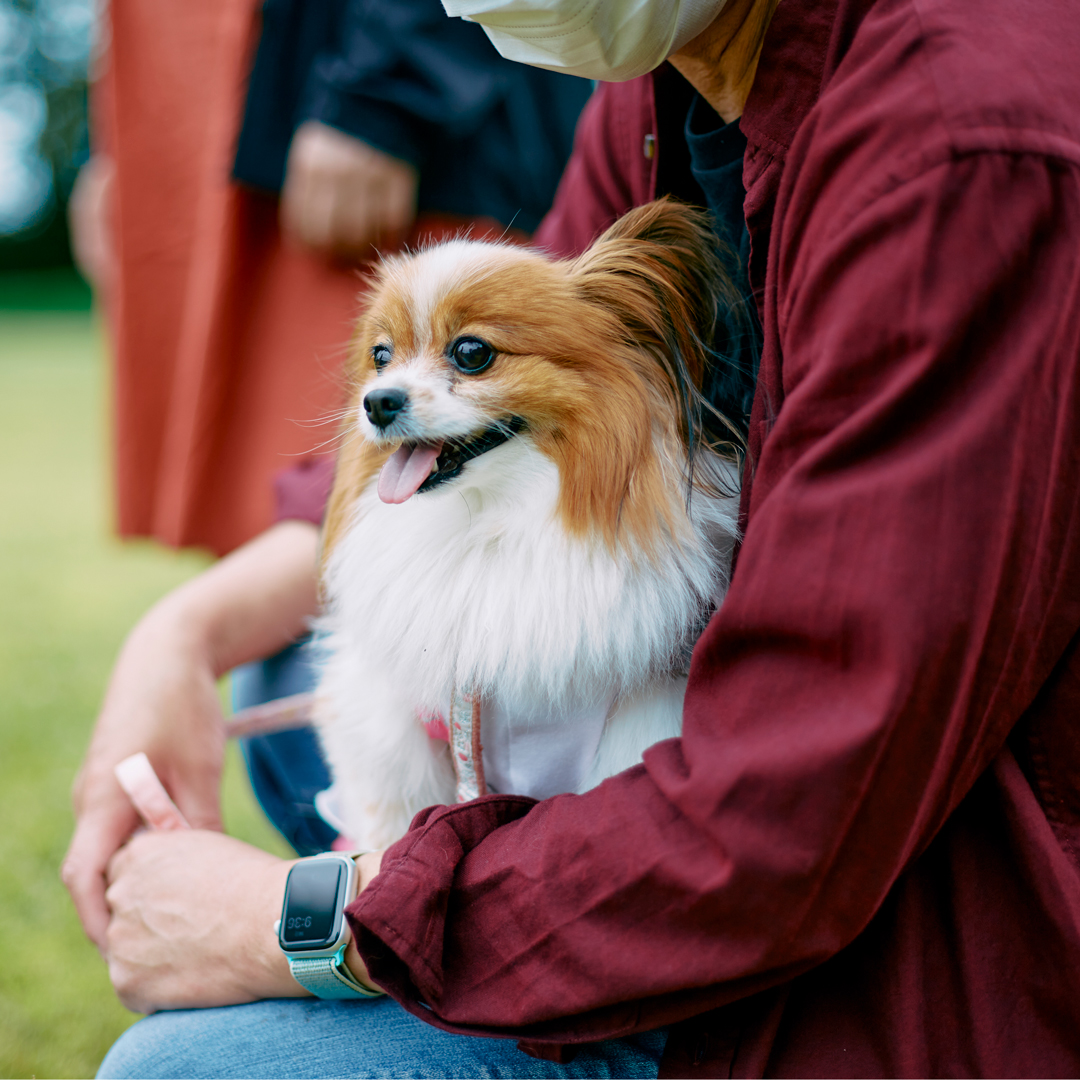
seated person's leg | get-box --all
[232,638,337,856]
[97,997,667,1080]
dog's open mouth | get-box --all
[377,418,525,505]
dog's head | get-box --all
[323,198,741,562]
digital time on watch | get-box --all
[275,852,384,1000]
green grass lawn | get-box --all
[0,310,291,1079]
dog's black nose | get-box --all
[364,387,408,428]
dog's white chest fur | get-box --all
[315,436,738,848]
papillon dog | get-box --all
[314,198,742,850]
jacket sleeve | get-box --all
[299,0,511,168]
[346,150,1080,1048]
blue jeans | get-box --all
[97,997,666,1079]
[97,646,666,1078]
[231,637,338,856]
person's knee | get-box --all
[97,1012,193,1079]
[96,998,391,1079]
[97,1006,261,1080]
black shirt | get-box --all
[233,0,590,233]
[682,92,762,431]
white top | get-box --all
[315,693,615,839]
[480,695,613,800]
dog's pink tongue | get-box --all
[378,442,443,504]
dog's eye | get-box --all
[449,337,495,375]
[372,344,392,371]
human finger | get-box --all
[61,804,139,950]
[115,753,192,831]
[330,164,418,256]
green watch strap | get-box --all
[288,943,384,1001]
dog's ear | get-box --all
[570,197,743,452]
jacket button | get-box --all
[643,133,656,159]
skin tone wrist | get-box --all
[236,850,387,1002]
[343,851,385,991]
[169,520,320,677]
[282,121,419,259]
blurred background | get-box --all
[0,3,289,1077]
[0,0,93,300]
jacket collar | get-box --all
[741,0,875,159]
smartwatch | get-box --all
[275,852,384,1000]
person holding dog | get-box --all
[69,0,1080,1076]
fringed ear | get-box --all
[570,198,744,460]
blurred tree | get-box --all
[0,0,93,270]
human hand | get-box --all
[104,831,299,1012]
[68,154,116,292]
[104,834,385,1012]
[63,601,228,952]
[63,522,320,954]
[281,121,419,259]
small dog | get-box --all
[314,199,742,849]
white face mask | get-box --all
[441,0,728,82]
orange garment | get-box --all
[102,0,501,555]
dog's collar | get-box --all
[448,688,486,802]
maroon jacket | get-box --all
[340,0,1080,1074]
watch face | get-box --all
[280,859,344,949]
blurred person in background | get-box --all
[70,0,1080,1076]
[69,0,588,556]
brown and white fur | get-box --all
[315,199,742,849]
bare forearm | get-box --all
[151,520,320,677]
[65,520,321,949]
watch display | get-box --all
[279,858,346,950]
[276,852,383,1000]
